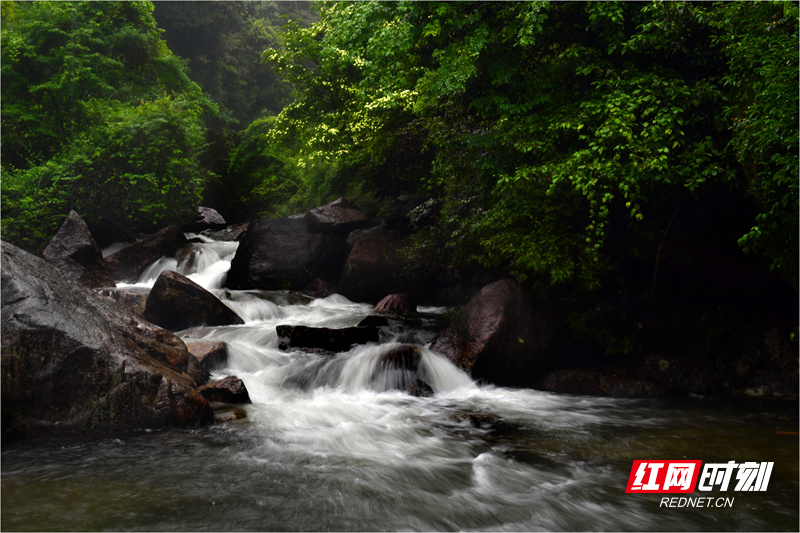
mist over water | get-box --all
[4,236,798,531]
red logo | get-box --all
[626,460,703,493]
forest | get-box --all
[1,2,799,530]
[1,0,798,360]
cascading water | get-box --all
[2,236,798,531]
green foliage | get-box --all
[716,1,799,280]
[265,1,798,288]
[1,1,213,251]
[226,117,299,220]
[151,1,317,214]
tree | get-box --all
[1,1,215,250]
[264,1,798,289]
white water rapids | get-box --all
[2,234,797,531]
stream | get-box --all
[2,235,797,531]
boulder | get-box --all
[202,222,249,242]
[429,279,562,387]
[143,271,244,331]
[198,376,251,404]
[374,293,416,316]
[304,199,369,236]
[337,230,418,303]
[1,242,214,438]
[97,286,151,316]
[104,225,187,283]
[226,217,350,291]
[303,278,336,299]
[540,369,667,398]
[276,324,379,352]
[185,340,229,371]
[42,210,115,288]
[182,206,226,233]
[373,344,432,397]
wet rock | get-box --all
[358,315,390,328]
[226,217,350,291]
[185,340,229,371]
[304,277,336,299]
[181,206,226,233]
[374,293,416,316]
[374,345,432,397]
[430,279,563,387]
[540,369,668,398]
[198,376,251,404]
[337,230,419,304]
[1,242,214,438]
[202,222,249,242]
[143,271,244,331]
[42,210,115,289]
[213,403,248,423]
[304,199,369,236]
[185,354,210,388]
[96,287,151,316]
[104,225,187,283]
[276,324,379,352]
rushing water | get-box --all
[3,236,798,531]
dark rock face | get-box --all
[430,279,562,387]
[198,376,251,404]
[182,206,226,233]
[104,225,187,283]
[226,218,350,291]
[276,324,379,352]
[636,354,714,395]
[715,326,799,397]
[42,210,115,288]
[304,200,369,236]
[143,271,244,331]
[540,369,667,398]
[97,287,151,316]
[374,293,416,316]
[185,340,229,371]
[337,230,416,304]
[1,242,214,438]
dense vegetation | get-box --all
[263,1,798,292]
[2,1,797,301]
[0,0,314,248]
[1,1,213,248]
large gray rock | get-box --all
[373,344,432,397]
[97,286,151,316]
[1,242,214,438]
[182,206,227,233]
[143,271,244,331]
[198,376,251,404]
[185,340,229,371]
[104,225,187,283]
[374,293,416,316]
[337,230,418,304]
[430,279,562,387]
[304,198,369,236]
[42,210,115,288]
[225,217,350,291]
